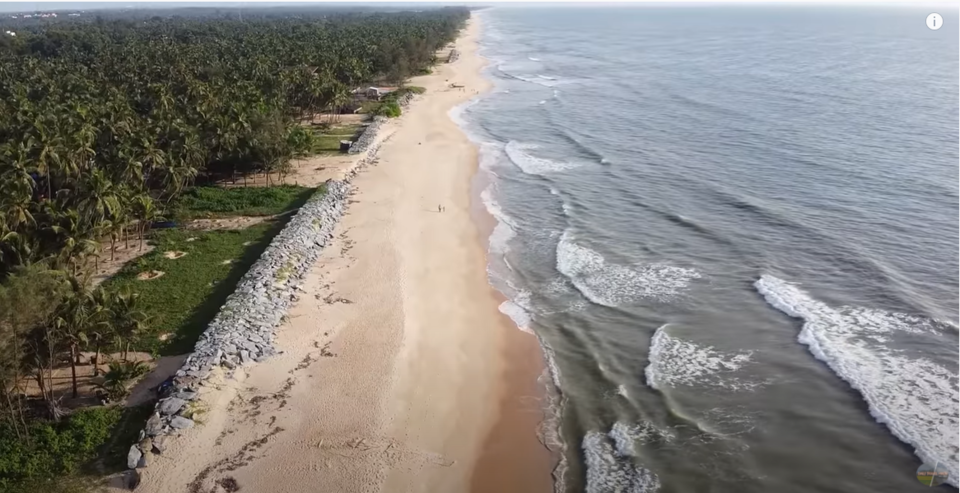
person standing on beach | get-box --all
[438,204,442,213]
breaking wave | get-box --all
[481,184,518,255]
[505,140,580,175]
[495,64,568,87]
[556,231,701,307]
[583,422,666,493]
[645,324,758,391]
[499,299,533,334]
[755,274,959,487]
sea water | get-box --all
[456,5,959,493]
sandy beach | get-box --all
[127,15,553,493]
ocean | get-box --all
[453,5,960,493]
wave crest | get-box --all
[505,141,580,175]
[755,274,959,487]
[556,231,701,307]
[584,423,662,493]
[645,324,757,391]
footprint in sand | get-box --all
[316,436,455,469]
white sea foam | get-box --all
[755,274,960,487]
[505,141,580,175]
[645,324,756,391]
[611,421,674,450]
[584,423,662,493]
[540,338,563,390]
[539,100,547,105]
[496,65,565,87]
[478,141,506,171]
[481,184,519,255]
[556,230,701,307]
[528,56,541,61]
[447,97,481,130]
[499,299,533,334]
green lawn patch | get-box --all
[173,185,314,221]
[309,123,364,154]
[101,222,284,356]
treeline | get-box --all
[0,8,468,275]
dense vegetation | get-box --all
[0,7,467,489]
[172,185,314,220]
[0,406,120,490]
[0,8,467,275]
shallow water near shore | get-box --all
[458,6,959,493]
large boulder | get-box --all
[158,397,186,416]
[169,416,194,429]
[144,413,163,436]
[174,391,198,401]
[126,445,142,470]
[152,436,166,455]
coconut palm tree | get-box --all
[53,276,106,399]
[130,194,160,251]
[107,289,148,362]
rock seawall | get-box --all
[122,139,392,481]
[347,92,416,154]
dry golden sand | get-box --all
[124,16,552,493]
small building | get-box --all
[353,86,397,101]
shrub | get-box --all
[172,185,315,220]
[96,361,151,401]
[0,407,121,491]
[359,101,378,114]
[376,100,402,118]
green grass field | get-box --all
[172,185,315,221]
[309,123,364,154]
[102,222,283,356]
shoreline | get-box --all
[462,40,558,493]
[124,14,553,493]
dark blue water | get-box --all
[454,5,960,493]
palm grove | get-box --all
[0,7,468,487]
